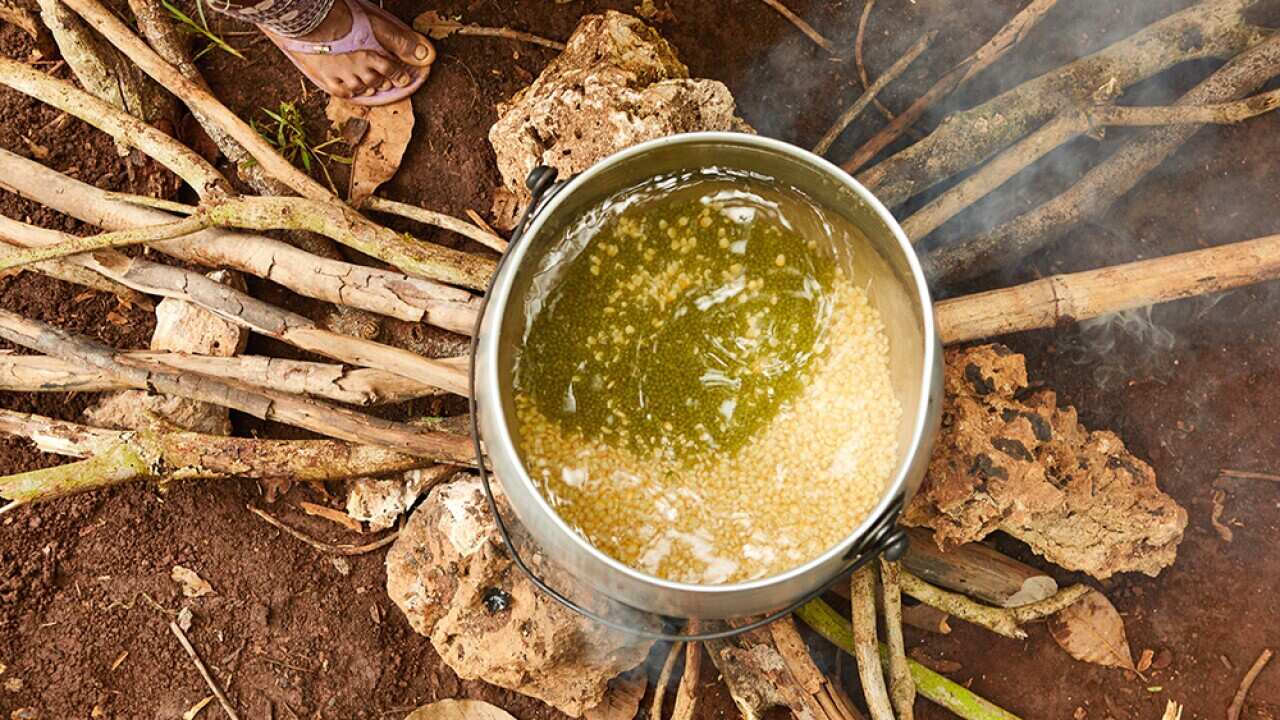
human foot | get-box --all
[261,0,435,103]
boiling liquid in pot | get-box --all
[513,169,901,584]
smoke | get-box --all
[1059,306,1178,392]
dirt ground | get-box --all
[2,0,1279,718]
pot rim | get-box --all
[477,131,937,596]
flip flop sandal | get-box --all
[264,0,431,106]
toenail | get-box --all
[414,44,430,60]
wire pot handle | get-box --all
[466,166,910,641]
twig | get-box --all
[757,0,837,54]
[413,13,565,51]
[900,572,1090,639]
[1219,469,1280,483]
[0,409,449,508]
[169,621,242,720]
[247,505,399,555]
[671,642,704,720]
[901,528,1057,607]
[365,196,508,253]
[851,565,894,720]
[651,641,685,720]
[0,237,150,306]
[1227,649,1272,720]
[0,150,479,324]
[854,0,895,123]
[796,599,1022,720]
[0,353,451,405]
[0,310,477,462]
[813,31,934,156]
[934,233,1280,344]
[914,86,1280,252]
[857,0,1266,207]
[102,191,198,215]
[0,214,208,271]
[880,559,916,720]
[845,0,1059,174]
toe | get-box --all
[371,13,435,67]
[356,66,383,89]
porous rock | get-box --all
[345,466,455,530]
[488,11,753,228]
[386,477,654,717]
[904,344,1188,579]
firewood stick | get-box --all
[858,0,1266,208]
[925,33,1280,284]
[854,0,896,124]
[935,233,1280,344]
[670,642,704,720]
[651,641,684,720]
[796,599,1023,720]
[0,409,452,509]
[0,309,477,462]
[850,565,894,720]
[0,49,494,289]
[364,196,507,253]
[899,572,1090,639]
[0,216,473,390]
[0,149,481,325]
[0,55,228,197]
[900,528,1058,607]
[412,13,566,51]
[879,559,916,720]
[771,617,860,720]
[755,0,837,54]
[0,353,455,405]
[0,242,149,306]
[0,214,209,271]
[62,0,323,200]
[813,31,935,157]
[126,0,290,198]
[902,90,1280,243]
[844,0,1059,174]
[125,0,389,340]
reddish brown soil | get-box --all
[3,0,1280,719]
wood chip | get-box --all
[110,650,129,671]
[298,501,364,533]
[171,566,215,598]
[182,695,215,720]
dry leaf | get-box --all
[325,97,414,206]
[1048,589,1135,671]
[413,10,464,39]
[171,566,216,598]
[182,695,214,720]
[584,672,646,720]
[405,699,518,720]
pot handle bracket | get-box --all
[469,165,910,640]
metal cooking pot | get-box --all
[470,132,941,636]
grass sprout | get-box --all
[162,0,245,60]
[251,101,351,193]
